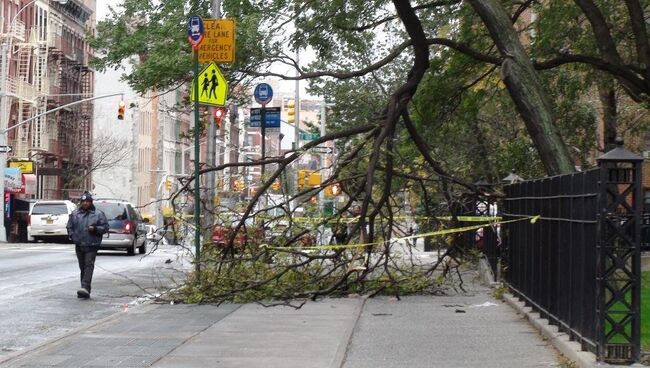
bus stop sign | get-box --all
[187,16,205,49]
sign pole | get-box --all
[188,15,204,284]
[203,0,221,260]
[261,104,266,179]
[193,48,201,283]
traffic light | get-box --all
[297,170,321,189]
[325,183,342,197]
[297,170,308,189]
[307,172,321,187]
[214,107,227,128]
[164,180,172,191]
[331,183,341,196]
[117,100,126,120]
[234,179,245,192]
[271,180,281,191]
[286,99,295,124]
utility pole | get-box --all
[204,0,221,245]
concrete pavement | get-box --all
[0,284,561,368]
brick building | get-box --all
[1,0,96,200]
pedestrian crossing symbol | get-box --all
[191,62,228,106]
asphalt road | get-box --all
[0,241,188,358]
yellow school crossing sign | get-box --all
[191,62,228,106]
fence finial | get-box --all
[615,137,624,147]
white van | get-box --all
[27,200,76,242]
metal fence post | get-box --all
[596,138,643,364]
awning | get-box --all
[4,168,22,193]
[4,170,37,195]
[23,174,36,195]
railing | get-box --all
[501,141,643,364]
[4,20,26,42]
[504,169,600,355]
[642,212,650,251]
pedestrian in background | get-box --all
[66,192,109,299]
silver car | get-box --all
[93,199,148,255]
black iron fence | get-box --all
[503,169,599,355]
[499,142,643,364]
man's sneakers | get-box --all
[77,288,90,299]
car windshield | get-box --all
[94,202,128,221]
[32,203,68,215]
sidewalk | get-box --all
[1,286,560,368]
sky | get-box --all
[96,0,115,21]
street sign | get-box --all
[187,16,205,49]
[300,133,320,141]
[254,83,273,105]
[0,145,13,153]
[191,62,228,106]
[199,19,236,64]
[250,107,280,128]
[8,160,33,174]
[311,146,333,154]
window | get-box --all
[94,202,128,221]
[31,203,68,215]
[126,205,139,221]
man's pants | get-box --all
[75,245,98,293]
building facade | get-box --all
[1,0,96,200]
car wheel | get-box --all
[127,240,136,256]
[138,240,147,254]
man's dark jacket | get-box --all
[66,205,109,247]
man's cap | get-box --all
[80,191,93,202]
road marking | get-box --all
[0,245,73,251]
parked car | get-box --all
[93,199,148,255]
[27,200,76,242]
[211,223,248,250]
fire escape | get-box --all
[2,16,39,161]
[1,1,93,199]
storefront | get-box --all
[4,167,37,242]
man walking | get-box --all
[66,192,109,299]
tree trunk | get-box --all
[466,0,575,175]
[597,81,618,151]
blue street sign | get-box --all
[250,107,281,128]
[187,16,205,48]
[254,83,273,105]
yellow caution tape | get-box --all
[260,215,540,252]
[257,215,501,224]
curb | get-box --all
[0,301,158,366]
[334,297,367,368]
[503,293,600,368]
